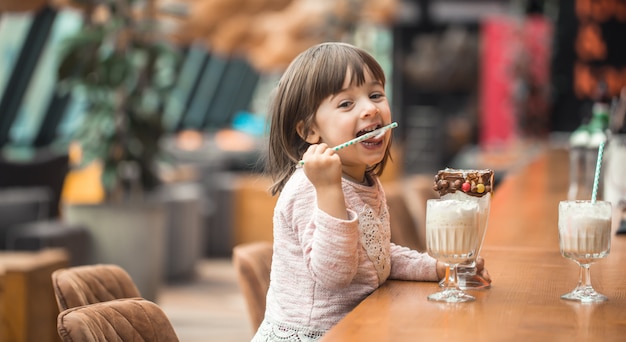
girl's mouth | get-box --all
[356,125,384,146]
[355,125,382,138]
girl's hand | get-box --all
[301,143,343,189]
[475,256,491,284]
[301,143,347,220]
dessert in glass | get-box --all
[433,168,494,290]
[425,198,480,303]
[558,200,612,303]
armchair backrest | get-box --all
[56,297,179,342]
[51,264,141,311]
[232,241,273,332]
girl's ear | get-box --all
[296,120,321,144]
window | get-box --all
[0,13,32,98]
[10,9,83,146]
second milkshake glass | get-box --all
[558,200,612,302]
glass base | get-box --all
[458,273,491,290]
[439,266,491,290]
[561,286,608,303]
[428,288,475,303]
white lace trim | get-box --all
[252,317,326,342]
[358,203,391,285]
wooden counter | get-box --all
[321,148,626,341]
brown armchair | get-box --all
[56,297,179,341]
[232,241,273,333]
[51,264,141,312]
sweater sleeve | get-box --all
[388,243,439,281]
[302,207,361,289]
[282,172,361,290]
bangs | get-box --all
[309,43,386,99]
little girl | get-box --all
[254,42,490,341]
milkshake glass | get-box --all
[433,168,494,290]
[558,200,612,302]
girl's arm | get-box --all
[301,143,348,220]
[307,208,360,288]
[281,172,360,290]
[388,243,441,281]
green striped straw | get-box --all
[332,122,398,150]
[298,122,398,166]
[591,140,606,203]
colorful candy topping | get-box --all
[476,184,485,193]
[432,168,494,198]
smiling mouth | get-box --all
[356,125,382,138]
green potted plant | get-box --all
[58,0,179,200]
[57,0,181,301]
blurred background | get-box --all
[0,0,625,341]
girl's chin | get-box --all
[362,156,385,168]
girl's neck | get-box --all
[342,172,370,186]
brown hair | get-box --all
[265,42,392,195]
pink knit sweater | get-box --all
[254,169,438,341]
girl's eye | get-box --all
[370,93,384,100]
[338,101,352,108]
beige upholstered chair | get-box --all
[385,181,423,251]
[51,264,141,312]
[232,241,273,332]
[56,297,179,342]
[383,175,440,253]
[403,175,440,252]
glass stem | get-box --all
[579,264,592,290]
[444,264,459,291]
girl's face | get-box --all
[308,68,392,181]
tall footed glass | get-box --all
[426,199,480,303]
[433,168,494,290]
[558,200,612,303]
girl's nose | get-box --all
[361,102,379,118]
